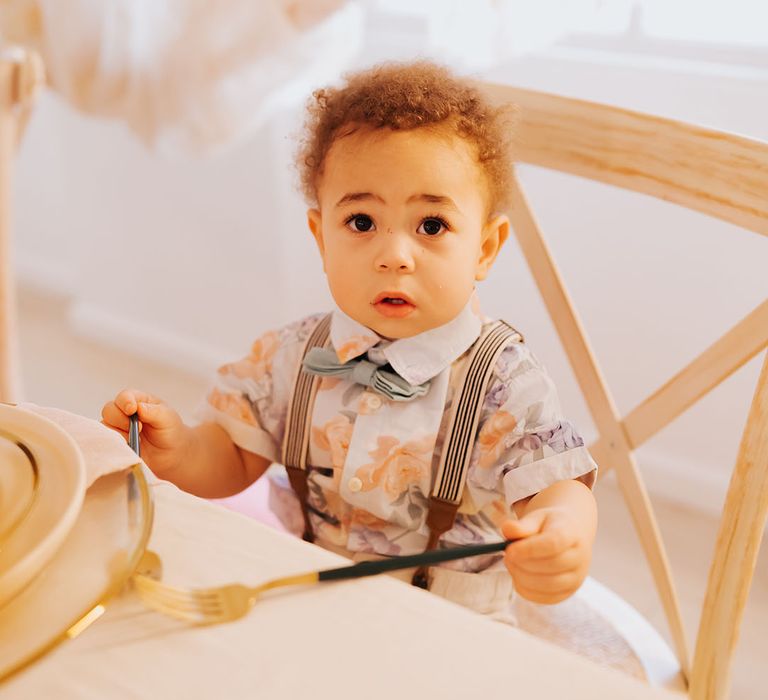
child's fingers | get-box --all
[100,421,129,442]
[503,509,579,561]
[514,569,579,594]
[114,389,160,416]
[101,401,133,432]
[507,546,581,575]
[501,510,548,541]
[513,573,580,604]
[133,401,185,451]
[136,401,171,428]
[507,528,576,561]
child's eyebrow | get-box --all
[335,192,460,212]
[407,193,460,212]
[335,192,385,207]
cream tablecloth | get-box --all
[1,479,680,700]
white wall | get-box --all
[14,94,331,372]
[12,44,768,516]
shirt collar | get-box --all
[329,310,381,364]
[329,295,483,385]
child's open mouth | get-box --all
[373,293,416,318]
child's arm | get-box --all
[101,389,271,498]
[501,479,597,604]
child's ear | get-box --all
[307,208,325,258]
[475,214,509,281]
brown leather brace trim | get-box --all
[285,466,315,543]
[411,498,460,588]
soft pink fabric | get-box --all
[211,478,287,532]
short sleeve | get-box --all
[467,342,597,508]
[197,313,324,463]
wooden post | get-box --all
[0,59,17,403]
[690,351,768,700]
[0,49,44,403]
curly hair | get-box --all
[296,61,517,214]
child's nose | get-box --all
[373,231,416,273]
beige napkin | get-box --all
[19,403,142,487]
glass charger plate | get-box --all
[0,430,36,540]
[0,463,153,681]
[0,405,86,607]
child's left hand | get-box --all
[501,506,593,605]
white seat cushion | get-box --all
[514,576,686,690]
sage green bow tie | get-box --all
[302,347,430,402]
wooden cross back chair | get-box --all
[0,48,44,404]
[479,82,768,699]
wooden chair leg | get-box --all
[0,60,18,403]
[0,50,45,403]
[690,351,768,700]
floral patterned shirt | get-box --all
[200,298,597,573]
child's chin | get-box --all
[367,317,435,340]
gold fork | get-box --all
[132,538,514,625]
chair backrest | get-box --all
[479,82,768,700]
[0,48,44,403]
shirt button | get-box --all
[367,395,383,410]
[348,477,363,493]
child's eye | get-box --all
[345,214,376,233]
[417,217,449,236]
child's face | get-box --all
[307,127,509,339]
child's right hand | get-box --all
[101,389,192,479]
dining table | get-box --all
[1,472,682,700]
